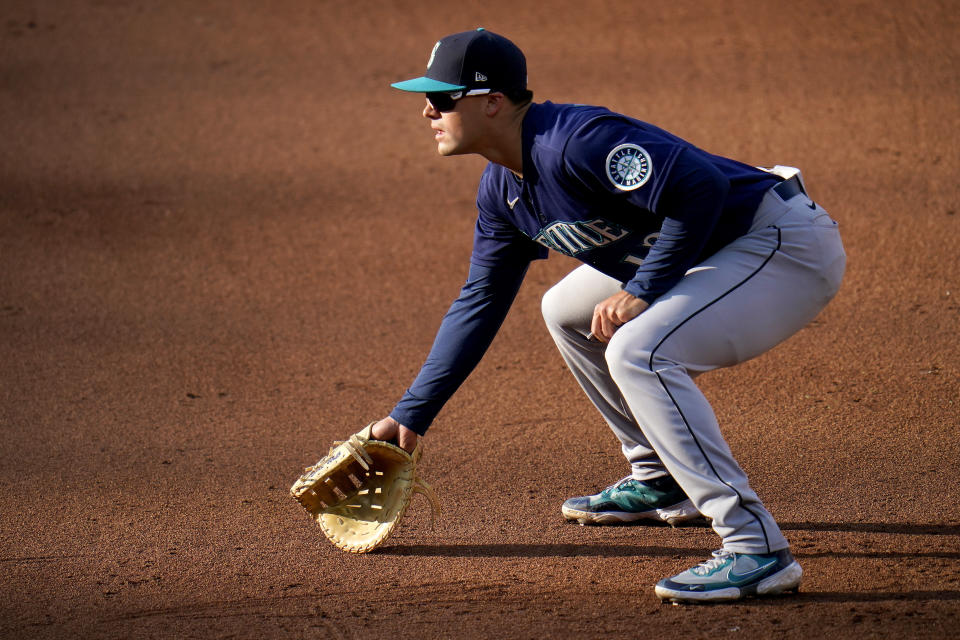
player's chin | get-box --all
[436,141,458,156]
[435,137,466,157]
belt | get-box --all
[773,174,805,201]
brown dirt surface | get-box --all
[2,1,959,638]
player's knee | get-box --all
[605,332,654,383]
[540,282,568,330]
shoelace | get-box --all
[693,550,735,575]
[607,476,636,492]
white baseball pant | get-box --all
[541,180,846,553]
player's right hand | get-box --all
[591,290,650,342]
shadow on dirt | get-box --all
[726,590,960,606]
[377,543,708,557]
[378,520,960,560]
[780,522,960,536]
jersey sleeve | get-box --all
[622,148,730,301]
[561,116,685,212]
[389,260,529,434]
[564,119,732,303]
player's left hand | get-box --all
[371,416,419,453]
[591,291,649,343]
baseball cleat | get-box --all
[654,548,802,603]
[561,476,702,526]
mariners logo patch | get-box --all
[605,144,652,191]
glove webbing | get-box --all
[336,433,374,470]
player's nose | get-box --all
[423,99,440,119]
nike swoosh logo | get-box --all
[507,196,519,209]
[728,560,777,584]
[807,201,817,210]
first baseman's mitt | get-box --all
[289,423,439,553]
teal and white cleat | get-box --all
[561,475,701,526]
[655,549,802,603]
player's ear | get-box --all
[484,92,506,117]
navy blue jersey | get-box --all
[472,101,778,298]
[391,101,781,433]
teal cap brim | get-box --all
[390,77,466,92]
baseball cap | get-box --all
[391,28,526,94]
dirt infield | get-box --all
[2,1,958,637]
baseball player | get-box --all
[373,28,845,602]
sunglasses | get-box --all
[426,88,492,112]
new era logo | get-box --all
[475,72,488,82]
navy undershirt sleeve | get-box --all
[623,149,730,302]
[390,260,529,435]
